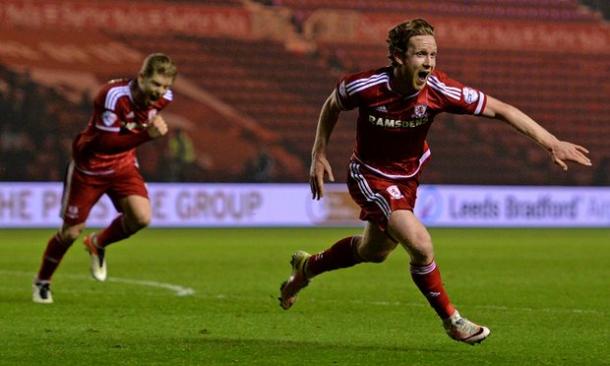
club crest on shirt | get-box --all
[414,104,427,118]
[386,185,404,200]
[463,87,478,104]
[66,205,79,219]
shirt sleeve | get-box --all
[335,76,360,111]
[93,88,127,132]
[88,89,152,153]
[427,72,487,115]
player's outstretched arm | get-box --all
[310,90,342,200]
[481,96,592,171]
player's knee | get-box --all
[410,250,434,265]
[129,212,151,230]
[405,236,434,264]
[408,242,434,264]
[60,226,82,243]
[411,230,432,247]
[360,250,390,263]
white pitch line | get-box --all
[106,277,194,296]
[338,299,603,315]
[1,270,195,297]
[2,270,601,315]
[198,294,603,316]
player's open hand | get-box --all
[309,154,335,200]
[549,141,591,171]
[146,115,168,138]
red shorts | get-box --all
[347,160,419,230]
[60,162,148,225]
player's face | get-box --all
[137,73,174,105]
[394,35,437,91]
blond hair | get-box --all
[387,19,435,66]
[140,53,177,79]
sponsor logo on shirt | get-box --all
[462,87,478,104]
[368,114,429,128]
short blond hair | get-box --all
[387,19,435,66]
[140,53,177,79]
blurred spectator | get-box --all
[243,147,275,182]
[167,128,196,181]
[254,0,275,6]
[0,67,86,181]
[580,0,610,19]
[592,157,610,186]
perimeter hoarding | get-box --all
[0,183,608,228]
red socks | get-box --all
[37,233,73,281]
[95,215,131,248]
[306,236,363,277]
[304,237,455,320]
[410,261,455,319]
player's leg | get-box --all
[83,195,150,281]
[279,163,399,309]
[353,221,399,263]
[89,195,151,248]
[278,236,362,310]
[37,223,86,282]
[279,223,398,310]
[278,234,362,310]
[33,222,86,304]
[306,221,400,277]
[82,167,150,281]
[387,210,452,316]
[89,164,151,249]
[388,210,490,344]
[34,163,102,303]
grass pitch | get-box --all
[0,228,608,366]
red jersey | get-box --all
[72,79,173,175]
[336,67,486,178]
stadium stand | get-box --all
[0,26,304,182]
[273,0,600,21]
[0,0,608,185]
[0,65,84,181]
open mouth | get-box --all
[417,70,430,82]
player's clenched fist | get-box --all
[147,115,168,138]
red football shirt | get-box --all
[336,67,486,178]
[72,79,173,175]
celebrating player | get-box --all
[279,19,591,344]
[32,53,177,304]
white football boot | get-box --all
[443,311,491,345]
[83,233,107,281]
[32,279,53,304]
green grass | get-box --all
[1,228,608,365]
